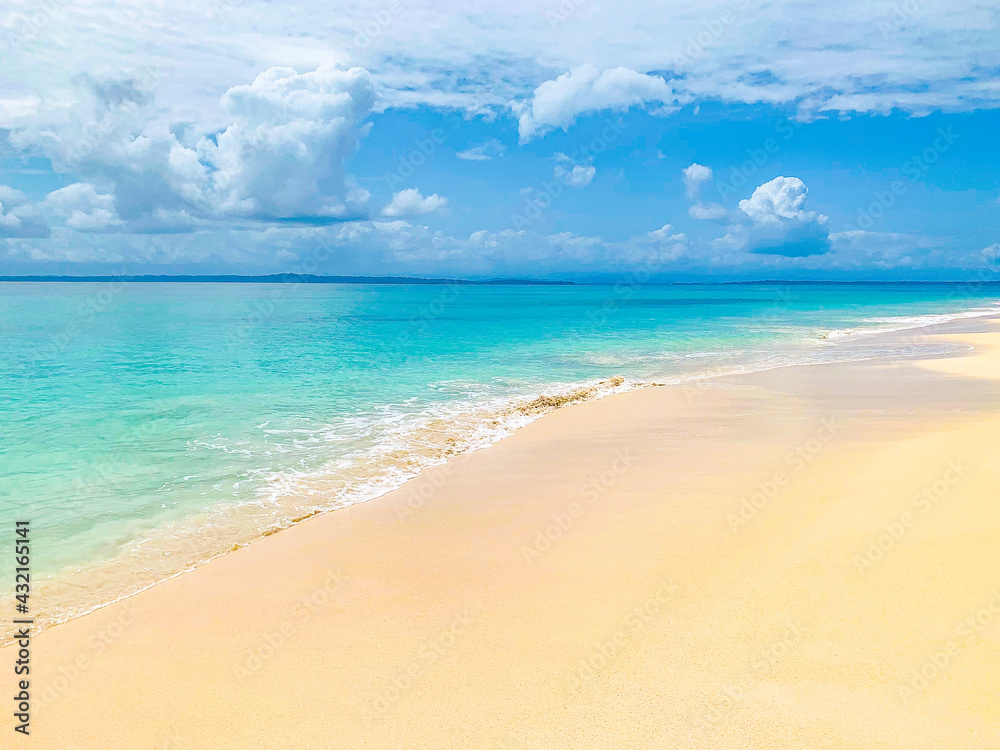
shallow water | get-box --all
[1,281,997,632]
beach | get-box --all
[4,317,1000,749]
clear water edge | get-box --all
[1,282,998,642]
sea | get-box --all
[1,280,997,634]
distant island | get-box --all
[0,274,576,285]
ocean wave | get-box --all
[16,375,635,643]
[820,305,1000,340]
[13,304,995,644]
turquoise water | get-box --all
[1,281,998,627]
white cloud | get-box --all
[44,183,123,231]
[3,0,999,134]
[554,163,596,188]
[456,139,505,161]
[682,163,713,199]
[0,185,48,238]
[3,216,967,276]
[825,230,959,269]
[515,65,677,142]
[688,202,727,221]
[0,97,40,128]
[648,224,685,243]
[2,2,997,273]
[682,164,726,221]
[0,205,21,231]
[8,65,377,229]
[201,65,377,220]
[739,177,826,226]
[718,176,831,257]
[0,186,27,208]
[382,188,448,217]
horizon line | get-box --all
[1,274,1000,286]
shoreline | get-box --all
[4,316,1000,747]
[15,309,1000,644]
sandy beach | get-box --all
[5,318,1000,749]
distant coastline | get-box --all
[0,274,575,285]
[3,275,1000,286]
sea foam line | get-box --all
[822,305,1000,340]
[13,309,994,643]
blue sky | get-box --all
[1,0,998,280]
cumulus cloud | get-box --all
[682,163,713,199]
[200,65,377,221]
[515,65,677,142]
[681,164,726,221]
[554,163,596,188]
[644,224,689,261]
[2,4,996,275]
[382,188,448,217]
[0,185,49,238]
[0,186,26,208]
[648,224,685,243]
[739,176,826,226]
[551,152,596,188]
[44,183,123,231]
[717,176,831,257]
[0,186,27,230]
[8,65,377,231]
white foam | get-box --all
[822,305,1000,340]
[19,301,1000,643]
